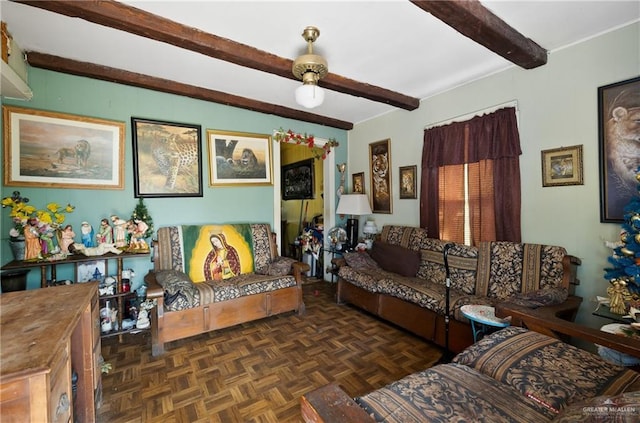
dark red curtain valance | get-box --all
[422,107,521,168]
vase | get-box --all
[9,238,26,261]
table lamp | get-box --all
[336,194,372,250]
[362,220,378,248]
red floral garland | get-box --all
[273,128,339,160]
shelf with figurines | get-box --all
[99,272,156,339]
[1,197,154,289]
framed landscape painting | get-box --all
[598,76,640,222]
[3,105,125,189]
[207,130,272,186]
[131,117,203,198]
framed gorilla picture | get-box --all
[2,105,125,189]
[206,129,273,187]
[598,76,640,222]
[282,159,314,200]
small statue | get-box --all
[96,218,113,245]
[81,221,95,248]
[59,224,76,253]
[111,215,128,247]
[127,219,149,251]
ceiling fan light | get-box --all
[295,83,324,109]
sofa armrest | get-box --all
[562,254,581,295]
[496,299,640,358]
[291,261,311,285]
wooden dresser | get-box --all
[0,282,101,422]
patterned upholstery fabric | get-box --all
[338,266,492,320]
[476,241,567,299]
[338,225,572,323]
[552,391,640,422]
[416,239,479,294]
[356,363,553,423]
[155,269,297,311]
[453,327,640,417]
[152,223,291,311]
[154,223,276,276]
[355,328,640,423]
[379,225,430,250]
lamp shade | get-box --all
[363,220,378,234]
[336,194,372,216]
[295,83,324,109]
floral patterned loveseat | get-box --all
[145,223,307,356]
[336,225,582,353]
[301,326,640,422]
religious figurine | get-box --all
[59,224,76,253]
[128,219,149,250]
[81,221,95,248]
[111,215,128,247]
[71,242,122,256]
[24,217,42,260]
[96,218,113,245]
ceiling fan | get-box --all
[292,26,328,109]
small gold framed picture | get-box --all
[541,145,583,187]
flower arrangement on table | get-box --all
[1,191,75,260]
[273,128,339,160]
[299,228,322,259]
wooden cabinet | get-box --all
[0,283,101,422]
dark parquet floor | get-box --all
[97,281,442,422]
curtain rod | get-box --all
[423,100,519,130]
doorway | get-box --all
[273,138,336,281]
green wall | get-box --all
[1,68,347,290]
[348,22,640,329]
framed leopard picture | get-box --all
[131,117,203,198]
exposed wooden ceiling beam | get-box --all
[26,52,354,130]
[14,0,420,111]
[410,0,547,69]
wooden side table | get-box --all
[461,304,511,342]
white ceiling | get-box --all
[1,1,639,126]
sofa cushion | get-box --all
[256,256,296,276]
[552,391,640,422]
[476,242,567,299]
[417,240,479,294]
[370,242,420,277]
[453,327,640,417]
[356,363,553,423]
[379,225,430,250]
[154,223,277,281]
[155,269,201,311]
[343,251,380,270]
[507,287,568,308]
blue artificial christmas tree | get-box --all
[605,167,640,296]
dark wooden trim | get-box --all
[496,300,640,358]
[410,0,547,69]
[26,52,354,130]
[15,0,419,111]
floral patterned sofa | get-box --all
[145,223,307,356]
[336,225,582,353]
[301,325,640,422]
